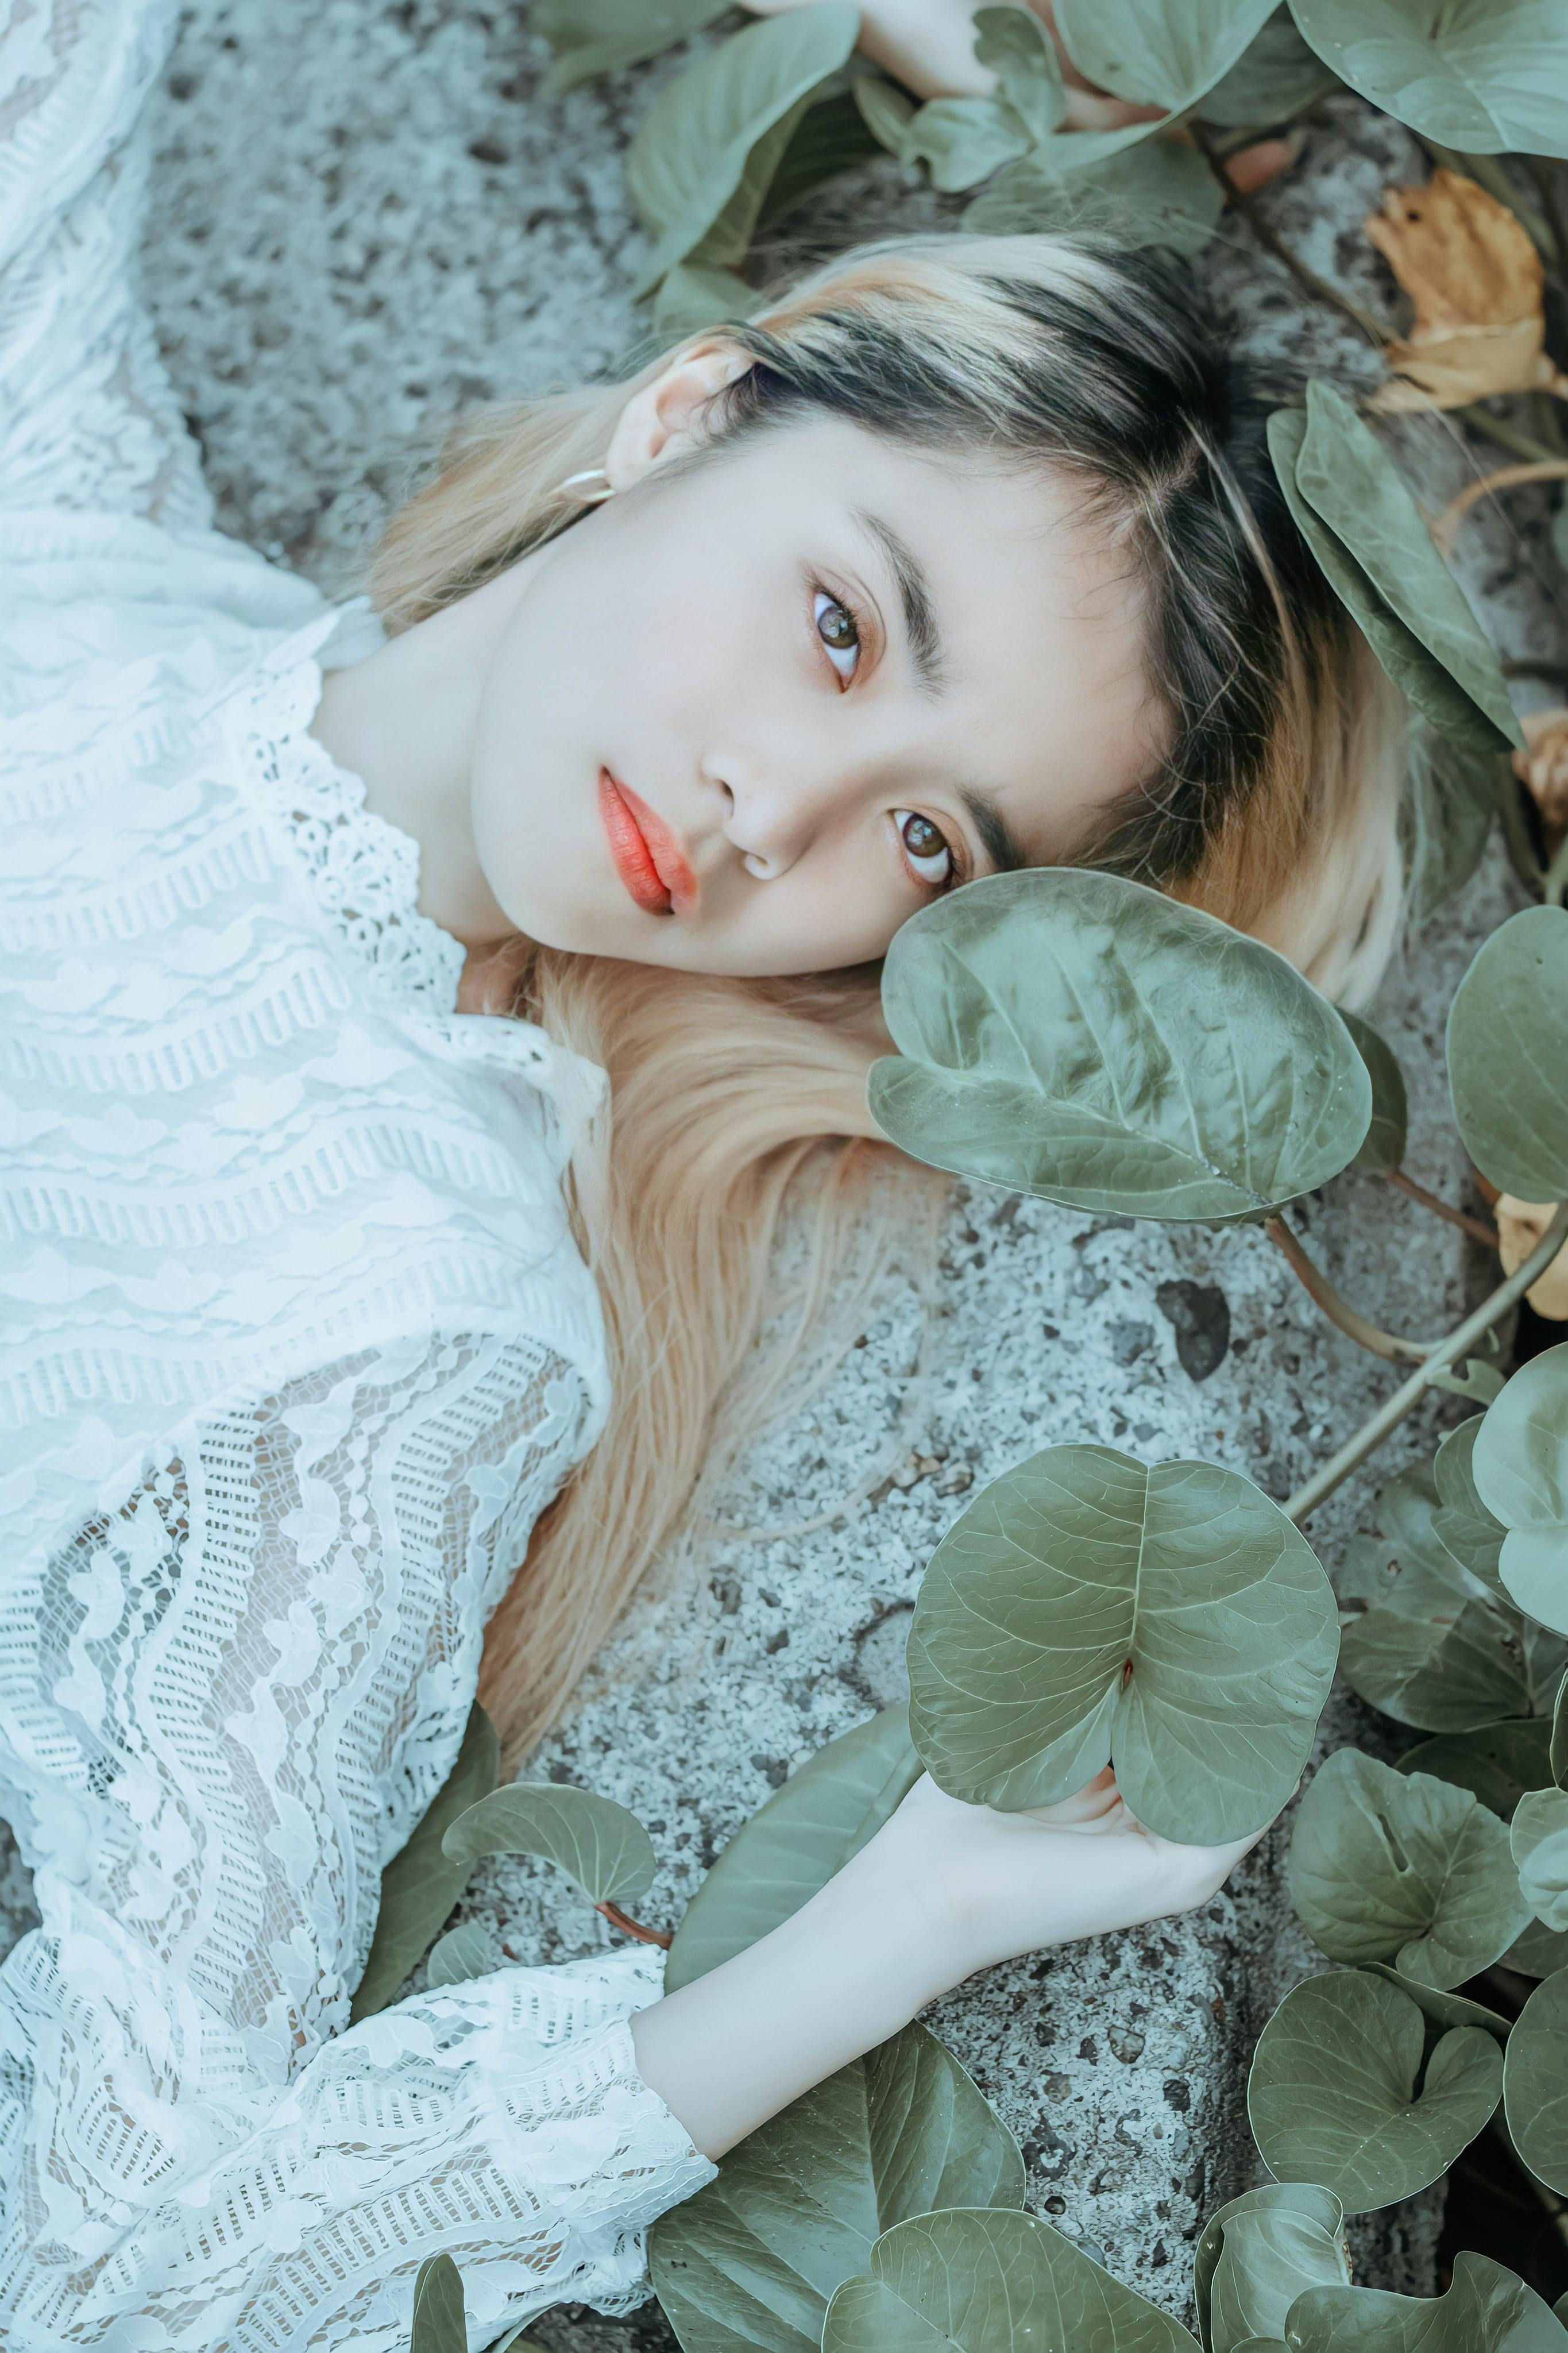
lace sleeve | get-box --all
[0,0,211,523]
[0,1333,714,2352]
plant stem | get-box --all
[1433,458,1568,555]
[597,1900,673,1950]
[1284,1199,1568,1523]
[1384,1169,1499,1247]
[1189,124,1389,348]
[1265,1216,1434,1363]
[1455,403,1563,466]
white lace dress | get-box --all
[0,4,716,2344]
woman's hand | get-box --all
[631,1765,1267,2161]
[742,0,1295,192]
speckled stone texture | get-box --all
[5,3,1565,2342]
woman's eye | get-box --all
[814,589,860,682]
[895,809,955,889]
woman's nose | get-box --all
[702,746,854,880]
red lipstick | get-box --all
[598,772,697,916]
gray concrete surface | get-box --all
[5,2,1566,2342]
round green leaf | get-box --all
[1362,1961,1511,2039]
[651,2025,1024,2353]
[1247,1970,1503,2212]
[627,5,860,291]
[1399,1718,1552,1820]
[1505,1966,1568,2193]
[1433,1417,1506,1592]
[441,1782,655,1910]
[1284,2250,1568,2351]
[1474,1343,1568,1635]
[1295,384,1521,749]
[870,869,1372,1221]
[1509,1918,1568,1979]
[1288,1749,1528,1986]
[352,1700,498,2022]
[426,1921,500,1988]
[822,2208,1200,2352]
[1287,0,1568,157]
[1194,2184,1349,2353]
[532,0,731,97]
[1450,911,1568,1205]
[1341,1011,1408,1174]
[1268,407,1514,756]
[1514,1788,1568,1932]
[1053,0,1277,115]
[907,1444,1337,1840]
[666,1706,922,1991]
[1200,11,1341,125]
[410,2253,467,2353]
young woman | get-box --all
[0,1,1405,2343]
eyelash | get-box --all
[808,580,964,895]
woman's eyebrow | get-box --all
[959,788,1027,874]
[852,507,946,696]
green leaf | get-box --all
[1399,1718,1552,1820]
[665,1706,922,1991]
[1053,0,1277,113]
[627,5,860,291]
[870,869,1372,1221]
[1194,2184,1349,2353]
[1510,1919,1568,1978]
[822,2208,1200,2351]
[1341,1012,1408,1174]
[907,1444,1337,1841]
[758,85,882,226]
[1287,0,1568,159]
[410,2252,467,2353]
[530,0,732,97]
[1514,1788,1568,1932]
[652,260,765,337]
[352,1702,498,2022]
[1449,908,1568,1203]
[964,139,1226,257]
[650,2025,1023,2353]
[853,74,916,154]
[1473,1343,1568,1635]
[441,1782,655,1910]
[902,95,1033,191]
[1554,1672,1568,1789]
[1401,730,1500,929]
[1505,1966,1568,2193]
[1433,1417,1507,1593]
[1287,1749,1528,1986]
[1362,1961,1511,2039]
[973,3,1068,142]
[1284,2250,1568,2350]
[1246,1969,1503,2212]
[426,1921,500,1987]
[1199,9,1341,126]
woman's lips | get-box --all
[598,772,697,917]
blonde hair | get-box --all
[369,233,1408,1764]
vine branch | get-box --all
[1382,1169,1499,1247]
[1265,1216,1434,1363]
[1432,458,1568,555]
[597,1900,673,1950]
[1284,1198,1568,1523]
[1189,124,1389,348]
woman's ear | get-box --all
[603,342,754,491]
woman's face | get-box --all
[468,368,1164,978]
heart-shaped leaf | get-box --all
[1450,912,1568,1205]
[410,2253,468,2353]
[627,5,860,291]
[964,138,1226,257]
[426,1921,500,1988]
[1433,1418,1506,1591]
[1514,1788,1568,1932]
[1284,2251,1568,2351]
[1247,1969,1502,2212]
[666,1706,922,1991]
[1194,2184,1349,2353]
[1287,0,1568,158]
[1199,11,1341,125]
[870,869,1372,1221]
[442,1782,655,1910]
[1341,1012,1408,1174]
[822,2208,1200,2351]
[1505,1966,1568,2194]
[1052,0,1277,116]
[1473,1343,1568,1635]
[650,2026,1023,2353]
[1362,1962,1511,2040]
[1270,390,1521,752]
[352,1702,498,2021]
[907,1444,1337,1841]
[1509,1918,1568,1979]
[1288,1749,1528,1986]
[902,94,1033,190]
[1266,408,1505,754]
[1399,1718,1552,1820]
[531,0,731,97]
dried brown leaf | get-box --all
[1513,708,1568,850]
[1497,1193,1568,1321]
[1365,170,1567,412]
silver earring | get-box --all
[556,466,615,504]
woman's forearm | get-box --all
[629,1833,973,2159]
